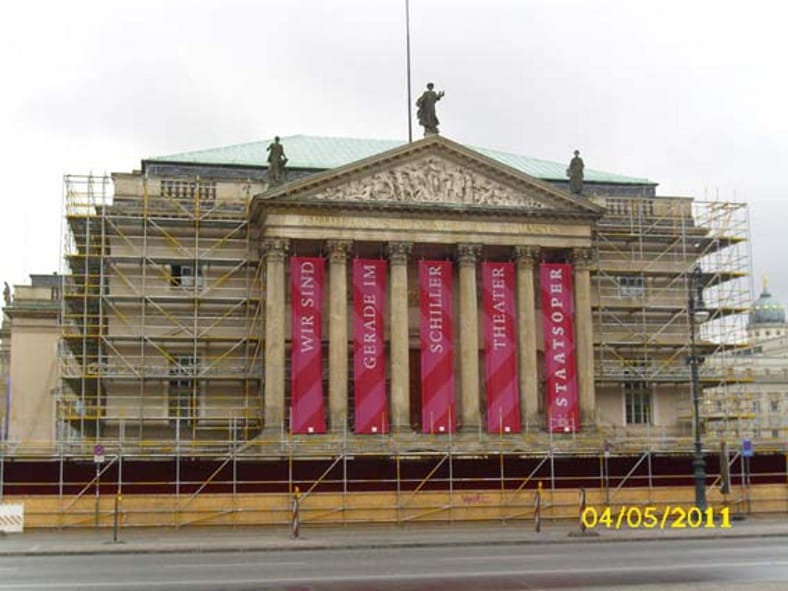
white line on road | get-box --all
[162,560,306,569]
[440,553,570,561]
[438,544,774,563]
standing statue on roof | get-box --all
[416,82,445,136]
[566,149,584,195]
[3,282,11,307]
[266,136,288,185]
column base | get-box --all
[459,422,481,434]
[261,425,286,438]
[580,411,598,430]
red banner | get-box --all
[482,262,521,434]
[419,261,456,433]
[290,257,326,434]
[540,263,579,433]
[352,259,388,434]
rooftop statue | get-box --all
[416,82,445,136]
[567,149,584,195]
[266,136,288,184]
[3,281,10,307]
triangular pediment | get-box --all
[258,135,602,216]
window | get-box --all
[770,398,780,412]
[170,264,204,289]
[181,265,204,289]
[752,400,761,413]
[617,275,645,297]
[624,382,652,424]
[169,355,200,426]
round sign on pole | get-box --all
[94,444,105,464]
[742,438,754,458]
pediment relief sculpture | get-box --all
[308,156,563,210]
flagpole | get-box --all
[405,0,413,143]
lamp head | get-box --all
[691,265,709,323]
[693,308,710,324]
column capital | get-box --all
[457,243,482,267]
[261,238,290,262]
[513,245,541,269]
[326,239,352,263]
[386,241,413,265]
[572,247,595,271]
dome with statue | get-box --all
[749,277,786,327]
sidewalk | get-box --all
[1,516,787,556]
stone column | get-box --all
[573,247,596,428]
[262,238,289,432]
[387,242,412,432]
[327,240,352,433]
[514,245,540,429]
[458,244,482,431]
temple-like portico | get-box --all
[254,135,600,436]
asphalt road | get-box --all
[0,537,786,590]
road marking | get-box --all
[1,560,787,589]
[163,560,306,569]
[441,553,568,561]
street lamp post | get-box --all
[688,265,709,511]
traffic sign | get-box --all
[742,438,754,458]
[93,444,105,464]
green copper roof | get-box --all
[749,288,786,326]
[147,135,655,185]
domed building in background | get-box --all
[748,279,786,341]
[745,280,787,440]
[706,279,787,443]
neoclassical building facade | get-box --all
[252,137,601,436]
[2,134,753,453]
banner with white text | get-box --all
[539,263,579,433]
[290,257,326,434]
[482,262,521,433]
[419,260,456,433]
[353,259,389,434]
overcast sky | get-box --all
[1,0,786,306]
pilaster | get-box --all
[573,246,596,427]
[327,240,352,432]
[457,244,482,430]
[387,242,412,431]
[262,238,289,432]
[514,245,540,429]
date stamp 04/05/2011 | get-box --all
[581,506,733,530]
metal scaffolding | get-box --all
[1,432,785,529]
[45,173,778,483]
[590,194,756,446]
[59,174,263,448]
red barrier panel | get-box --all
[353,259,389,434]
[291,257,326,434]
[540,263,579,433]
[482,262,521,434]
[419,261,456,434]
